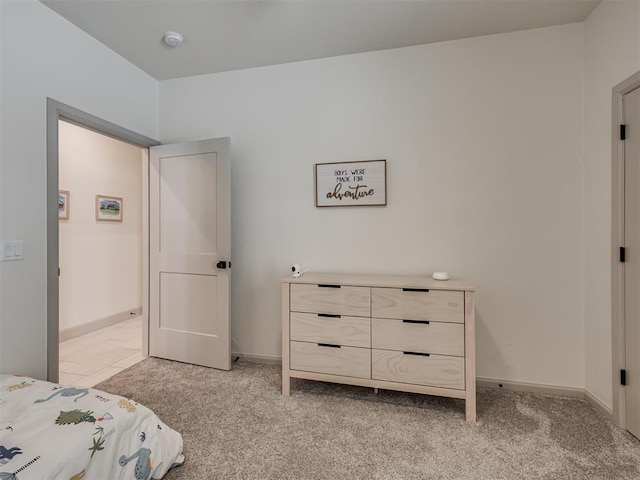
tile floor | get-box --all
[59,316,145,387]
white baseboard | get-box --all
[476,377,585,398]
[478,377,614,419]
[584,389,613,421]
[232,352,281,365]
[59,307,142,342]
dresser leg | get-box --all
[465,398,476,422]
[373,388,379,394]
[282,374,290,396]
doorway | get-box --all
[47,99,233,382]
[57,120,145,386]
[46,98,159,383]
[612,72,640,437]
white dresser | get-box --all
[282,273,476,422]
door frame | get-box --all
[611,71,640,429]
[46,98,159,383]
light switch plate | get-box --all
[1,241,24,261]
[13,241,23,260]
[2,242,14,260]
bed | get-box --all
[0,374,184,480]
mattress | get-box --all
[0,374,184,480]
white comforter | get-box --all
[0,374,184,480]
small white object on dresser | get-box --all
[282,273,476,422]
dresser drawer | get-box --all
[372,349,464,390]
[290,284,370,317]
[371,318,464,356]
[290,312,370,348]
[290,341,371,379]
[372,288,463,323]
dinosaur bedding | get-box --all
[0,374,184,480]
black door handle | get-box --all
[216,261,231,269]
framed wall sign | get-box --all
[95,194,123,222]
[315,159,387,207]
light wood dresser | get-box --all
[282,273,477,422]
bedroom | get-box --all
[1,0,640,478]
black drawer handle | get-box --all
[403,351,430,357]
[318,284,341,288]
[402,319,430,325]
[318,343,341,348]
[402,288,429,292]
[318,313,341,318]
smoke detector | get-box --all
[163,31,184,48]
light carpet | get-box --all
[96,358,640,479]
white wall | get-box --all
[160,24,586,388]
[0,3,4,359]
[584,0,640,408]
[2,0,626,395]
[0,0,158,379]
[58,121,143,333]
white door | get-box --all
[148,138,231,370]
[624,86,640,438]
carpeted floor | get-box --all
[95,357,640,479]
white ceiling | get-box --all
[41,0,601,81]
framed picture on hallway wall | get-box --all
[95,194,123,222]
[58,190,70,221]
